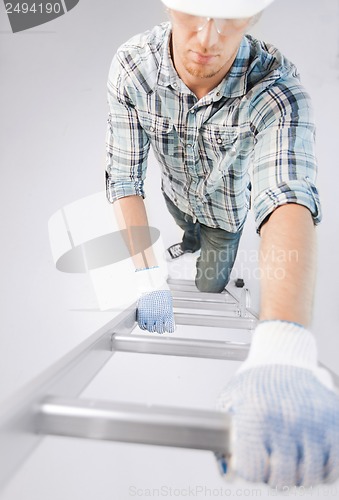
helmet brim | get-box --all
[161,0,275,19]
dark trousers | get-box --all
[163,194,242,293]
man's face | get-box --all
[168,10,253,81]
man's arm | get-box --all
[113,195,158,270]
[105,52,175,333]
[216,203,339,488]
[114,195,175,333]
[259,203,316,327]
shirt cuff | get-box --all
[253,177,322,234]
[106,179,145,203]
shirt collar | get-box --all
[156,22,183,90]
[156,24,252,98]
[218,36,251,98]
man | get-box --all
[105,0,339,489]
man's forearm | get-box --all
[113,195,157,270]
[259,204,317,327]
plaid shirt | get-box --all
[105,22,321,233]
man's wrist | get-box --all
[242,320,317,368]
[236,320,334,391]
[135,265,169,295]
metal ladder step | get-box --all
[111,333,250,360]
[37,396,232,454]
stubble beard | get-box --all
[183,54,226,80]
[185,65,220,79]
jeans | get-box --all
[163,193,243,293]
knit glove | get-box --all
[135,266,175,334]
[216,320,339,489]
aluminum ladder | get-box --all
[0,278,337,491]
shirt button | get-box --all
[216,138,223,144]
[173,82,178,88]
[216,91,221,97]
[149,126,155,132]
[187,144,193,148]
[190,109,195,114]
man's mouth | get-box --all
[191,51,218,64]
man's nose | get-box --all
[196,19,220,49]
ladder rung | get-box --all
[174,312,256,329]
[173,299,239,313]
[171,289,237,306]
[37,397,232,454]
[111,334,250,360]
[171,289,236,304]
[168,278,199,287]
[169,283,234,296]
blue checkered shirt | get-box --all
[105,22,321,233]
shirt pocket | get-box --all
[137,111,179,163]
[201,124,238,176]
[202,124,254,181]
[200,124,238,156]
[200,125,237,190]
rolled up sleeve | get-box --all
[250,81,322,233]
[105,53,150,203]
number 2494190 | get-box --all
[5,3,62,14]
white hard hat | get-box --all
[161,0,276,19]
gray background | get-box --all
[1,0,339,498]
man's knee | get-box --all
[194,275,228,293]
[195,259,233,293]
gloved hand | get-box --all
[216,320,339,489]
[135,266,175,334]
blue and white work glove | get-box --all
[135,265,175,334]
[216,320,339,489]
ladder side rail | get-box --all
[224,285,259,320]
[0,305,136,491]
